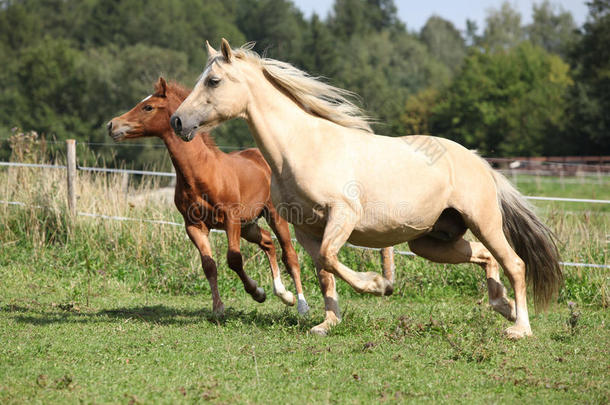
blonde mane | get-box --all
[229,44,374,134]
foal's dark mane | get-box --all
[167,81,219,152]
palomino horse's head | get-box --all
[108,77,175,141]
[171,39,250,141]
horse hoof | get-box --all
[309,325,329,336]
[252,287,266,303]
[504,325,532,339]
[297,299,310,316]
[491,298,516,322]
[281,291,296,306]
[383,280,394,296]
[212,303,225,317]
[274,287,295,306]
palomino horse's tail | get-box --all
[490,170,563,310]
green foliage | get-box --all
[482,1,525,50]
[420,16,466,74]
[429,43,573,156]
[527,0,577,58]
[564,0,610,155]
[0,0,607,163]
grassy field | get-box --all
[0,160,608,403]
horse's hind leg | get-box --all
[185,224,225,316]
[225,221,266,303]
[466,210,532,338]
[242,222,295,307]
[408,235,516,321]
[264,207,309,314]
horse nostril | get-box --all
[170,115,182,133]
[106,121,113,133]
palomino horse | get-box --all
[171,40,562,338]
[107,77,310,316]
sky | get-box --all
[292,0,589,33]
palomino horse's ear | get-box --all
[154,77,167,97]
[205,40,219,57]
[221,38,232,63]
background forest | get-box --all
[0,0,608,170]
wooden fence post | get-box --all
[66,139,76,216]
[380,246,395,284]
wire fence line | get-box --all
[1,198,608,270]
[2,160,609,205]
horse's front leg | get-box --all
[225,219,266,303]
[294,229,340,335]
[319,207,394,296]
[185,223,224,316]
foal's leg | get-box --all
[225,220,266,303]
[241,222,295,306]
[408,236,516,321]
[295,229,340,335]
[264,208,310,315]
[185,224,224,316]
[318,208,393,296]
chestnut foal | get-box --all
[107,77,309,316]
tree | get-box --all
[400,88,440,135]
[482,1,525,50]
[329,0,403,40]
[334,31,450,136]
[236,0,306,61]
[565,0,610,154]
[527,0,577,58]
[429,43,573,156]
[420,16,466,73]
[298,13,341,78]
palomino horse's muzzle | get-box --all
[170,114,197,142]
[170,115,182,134]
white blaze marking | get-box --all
[140,95,152,103]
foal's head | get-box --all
[108,77,187,141]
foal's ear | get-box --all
[205,40,219,57]
[221,38,232,63]
[154,77,167,97]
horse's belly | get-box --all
[347,227,427,248]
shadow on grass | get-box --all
[2,303,314,331]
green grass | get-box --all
[0,263,608,404]
[0,166,608,403]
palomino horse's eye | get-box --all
[143,105,154,112]
[207,77,221,88]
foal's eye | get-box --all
[207,77,221,87]
[143,105,154,112]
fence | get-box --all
[1,140,608,271]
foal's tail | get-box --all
[491,170,563,310]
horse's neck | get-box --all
[244,75,318,176]
[161,131,216,185]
